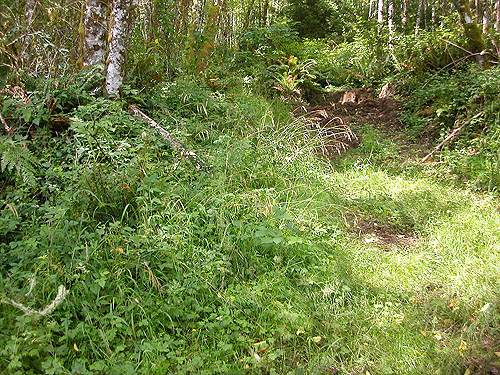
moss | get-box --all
[464,23,487,52]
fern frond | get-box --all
[0,138,38,186]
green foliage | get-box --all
[1,66,104,135]
[0,137,37,186]
[284,0,353,39]
[1,72,500,374]
[270,56,318,97]
[402,65,500,191]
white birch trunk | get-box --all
[402,0,408,29]
[369,0,376,18]
[432,1,437,26]
[21,0,36,65]
[415,0,424,34]
[82,0,108,67]
[388,0,395,48]
[377,0,384,24]
[105,0,133,95]
[495,0,500,29]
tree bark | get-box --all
[453,0,488,69]
[388,0,395,48]
[495,0,500,29]
[475,0,481,22]
[244,0,256,30]
[81,0,108,67]
[105,0,133,95]
[20,0,36,67]
[128,105,208,171]
[369,0,376,19]
[483,0,490,33]
[402,0,408,30]
[441,0,448,27]
[432,0,437,27]
[416,0,424,34]
[261,0,269,26]
[377,0,384,24]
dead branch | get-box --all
[0,111,14,136]
[128,105,208,171]
[420,112,483,164]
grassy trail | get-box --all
[1,87,499,375]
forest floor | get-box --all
[2,82,500,375]
[289,88,500,374]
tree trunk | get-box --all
[432,0,437,27]
[261,0,268,26]
[441,0,448,26]
[21,0,37,67]
[81,0,108,67]
[453,0,488,69]
[369,0,376,18]
[474,0,483,24]
[415,0,424,34]
[475,0,481,22]
[244,0,256,29]
[483,0,490,33]
[377,0,384,24]
[402,0,408,30]
[424,0,428,29]
[495,0,500,29]
[388,0,395,48]
[105,0,133,95]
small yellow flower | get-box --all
[458,340,468,351]
[296,328,305,335]
[116,247,124,253]
[192,328,196,332]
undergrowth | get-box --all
[1,73,500,375]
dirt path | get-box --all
[293,86,429,159]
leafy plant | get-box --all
[0,137,37,186]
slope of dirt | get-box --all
[292,87,406,158]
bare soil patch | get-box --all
[292,87,407,158]
[348,215,419,251]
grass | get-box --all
[1,81,500,374]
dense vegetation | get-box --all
[1,0,500,374]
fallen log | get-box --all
[128,105,208,171]
[420,112,483,164]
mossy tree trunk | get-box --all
[453,0,489,69]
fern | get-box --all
[0,137,38,186]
